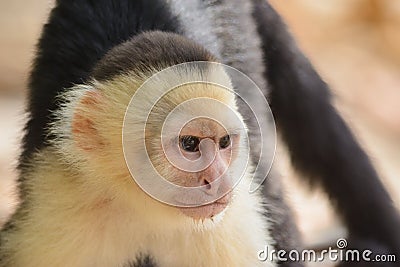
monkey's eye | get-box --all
[219,135,231,149]
[180,135,200,152]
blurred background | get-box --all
[0,1,399,266]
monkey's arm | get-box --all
[252,0,400,263]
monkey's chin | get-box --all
[178,194,231,221]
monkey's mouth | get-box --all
[178,193,231,220]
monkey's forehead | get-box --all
[178,117,240,138]
[95,61,236,108]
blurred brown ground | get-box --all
[0,1,399,266]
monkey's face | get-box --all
[144,88,247,222]
[162,117,240,220]
[68,69,249,226]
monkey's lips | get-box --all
[178,194,231,220]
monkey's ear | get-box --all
[71,90,105,151]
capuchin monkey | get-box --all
[1,0,399,266]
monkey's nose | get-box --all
[202,178,212,190]
[199,175,222,196]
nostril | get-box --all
[203,179,212,190]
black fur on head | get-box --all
[93,31,217,81]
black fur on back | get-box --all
[22,0,181,169]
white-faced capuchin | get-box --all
[0,1,399,267]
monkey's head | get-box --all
[53,31,252,230]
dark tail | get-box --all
[252,0,400,260]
